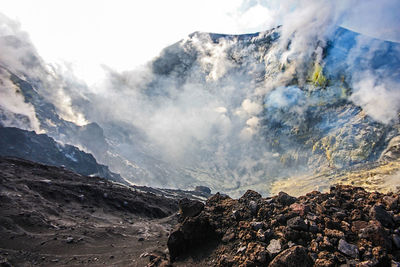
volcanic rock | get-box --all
[338,239,359,258]
[158,185,400,266]
[267,239,282,255]
[268,245,313,267]
[276,192,297,206]
[287,216,308,231]
[370,204,395,227]
[178,198,204,218]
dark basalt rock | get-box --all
[0,126,127,185]
[155,185,400,266]
[359,220,392,250]
[287,216,308,231]
[167,216,217,261]
[178,198,204,218]
[167,230,185,261]
[370,204,395,228]
[276,191,297,206]
[268,245,313,267]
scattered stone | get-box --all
[393,234,400,249]
[351,220,369,233]
[0,256,12,267]
[267,239,282,255]
[256,229,266,241]
[324,228,345,239]
[290,203,310,216]
[66,237,74,243]
[372,246,391,265]
[162,185,400,266]
[269,245,313,267]
[287,216,308,231]
[383,196,398,210]
[232,210,239,220]
[370,204,395,227]
[356,260,378,267]
[249,200,258,214]
[359,220,392,250]
[315,258,335,267]
[237,246,247,253]
[222,232,235,243]
[338,239,359,258]
[251,221,263,231]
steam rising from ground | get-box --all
[0,70,40,131]
[82,0,399,193]
[0,13,87,129]
[0,1,399,194]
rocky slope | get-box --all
[2,22,400,196]
[150,185,400,267]
[0,156,181,266]
[1,156,399,267]
[0,126,127,185]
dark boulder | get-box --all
[240,190,262,201]
[178,198,204,218]
[369,204,394,228]
[287,216,308,231]
[359,220,392,250]
[167,230,185,261]
[167,216,216,261]
[276,192,296,206]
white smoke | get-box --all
[0,13,88,127]
[1,2,399,195]
[350,72,400,124]
[0,70,41,131]
[346,34,400,124]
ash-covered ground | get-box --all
[0,157,182,266]
[1,157,400,267]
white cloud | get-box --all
[1,0,399,85]
[350,72,400,124]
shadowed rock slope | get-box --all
[0,126,128,185]
[0,157,179,266]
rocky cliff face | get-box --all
[0,126,127,184]
[1,24,400,196]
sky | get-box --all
[1,0,400,85]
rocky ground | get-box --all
[158,186,400,266]
[0,157,182,266]
[2,156,400,266]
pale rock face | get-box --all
[1,23,400,196]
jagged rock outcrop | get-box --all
[155,185,400,266]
